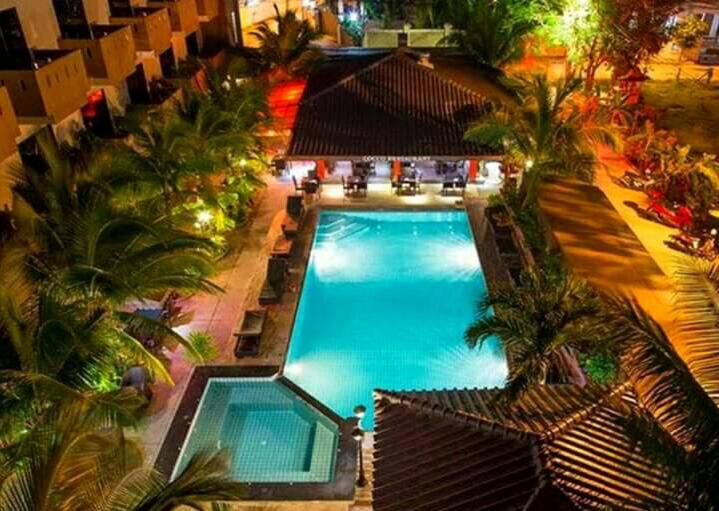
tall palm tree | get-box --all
[0,402,244,511]
[250,5,323,78]
[598,295,719,510]
[465,270,600,399]
[466,75,613,206]
[444,0,537,74]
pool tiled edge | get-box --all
[155,365,358,501]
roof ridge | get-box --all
[300,49,490,106]
[392,50,491,104]
[299,50,396,104]
[375,390,536,441]
[539,382,634,441]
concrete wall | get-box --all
[363,25,451,48]
[0,0,60,49]
[0,87,20,161]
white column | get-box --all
[710,14,719,39]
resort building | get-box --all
[666,1,719,63]
[0,0,209,204]
[232,0,326,47]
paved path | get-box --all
[539,149,719,404]
[135,176,292,462]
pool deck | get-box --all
[135,178,502,509]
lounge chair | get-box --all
[234,309,267,358]
[357,179,368,197]
[281,195,305,238]
[259,257,289,305]
[271,235,294,258]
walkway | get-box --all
[134,176,292,463]
[539,154,719,404]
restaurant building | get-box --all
[282,49,504,189]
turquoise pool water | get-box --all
[172,378,338,482]
[286,211,507,429]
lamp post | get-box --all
[352,427,367,487]
[352,404,367,487]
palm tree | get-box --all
[598,295,719,509]
[465,270,600,399]
[444,0,537,74]
[466,75,613,206]
[109,118,218,219]
[0,402,244,511]
[250,5,323,78]
[2,143,221,390]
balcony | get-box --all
[148,0,199,35]
[110,7,172,56]
[196,0,220,20]
[0,86,20,162]
[58,24,136,85]
[0,49,90,123]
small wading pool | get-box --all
[172,378,339,483]
[285,210,507,428]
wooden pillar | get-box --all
[468,160,479,182]
[392,160,401,178]
[316,160,327,180]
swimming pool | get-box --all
[285,210,507,428]
[171,378,339,483]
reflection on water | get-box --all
[287,211,507,428]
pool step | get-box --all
[318,219,371,243]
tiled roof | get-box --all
[373,384,676,511]
[286,50,495,159]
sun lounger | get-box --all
[234,309,267,358]
[281,195,305,238]
[259,257,289,305]
[271,235,294,258]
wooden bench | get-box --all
[234,309,267,358]
[271,235,294,258]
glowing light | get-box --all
[526,159,534,169]
[196,210,213,226]
[285,362,303,376]
[348,10,359,22]
[239,158,247,167]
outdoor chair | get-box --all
[259,257,289,305]
[234,309,267,358]
[292,176,305,195]
[342,176,352,197]
[357,180,368,197]
[391,178,401,195]
[271,235,294,258]
[456,175,467,195]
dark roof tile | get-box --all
[286,50,495,159]
[373,385,677,511]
